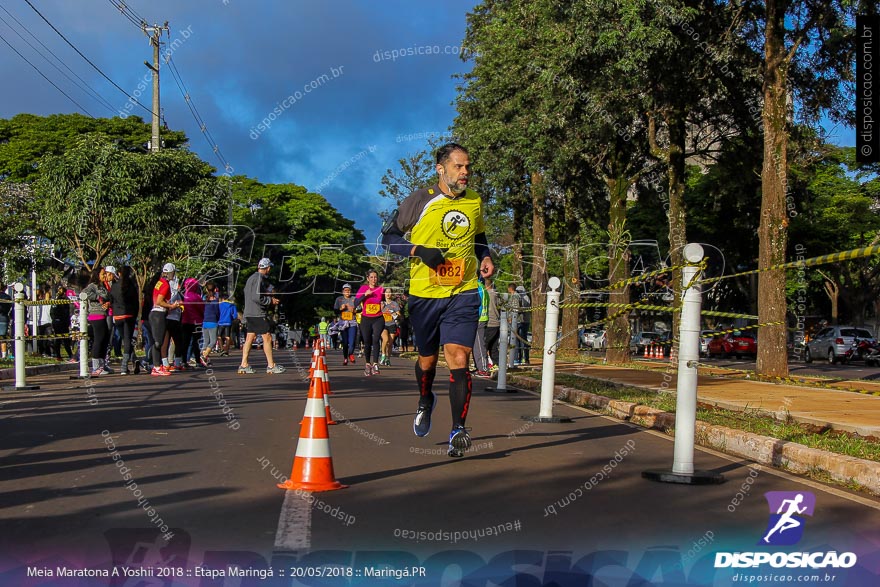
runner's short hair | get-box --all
[435,142,468,166]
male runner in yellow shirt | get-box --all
[381,143,495,457]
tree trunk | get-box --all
[756,0,790,378]
[529,171,548,359]
[822,278,839,325]
[606,174,630,364]
[666,109,688,341]
[560,188,581,353]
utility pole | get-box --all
[143,22,169,152]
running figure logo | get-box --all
[760,491,816,546]
[440,210,470,239]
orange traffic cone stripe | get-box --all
[315,357,337,425]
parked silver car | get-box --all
[630,331,662,354]
[804,325,876,364]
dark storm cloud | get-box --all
[0,0,474,241]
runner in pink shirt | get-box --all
[354,269,384,376]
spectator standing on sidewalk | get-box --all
[471,279,491,378]
[201,282,220,366]
[82,269,112,375]
[51,286,75,361]
[484,278,501,370]
[217,292,237,356]
[238,258,286,374]
[506,284,522,365]
[109,266,140,374]
[149,263,182,376]
[515,285,531,365]
[0,283,12,359]
[37,288,54,358]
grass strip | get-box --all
[527,372,880,464]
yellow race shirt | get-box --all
[397,185,485,298]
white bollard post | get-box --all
[524,277,571,423]
[485,310,515,393]
[643,243,723,485]
[3,283,39,391]
[78,292,89,378]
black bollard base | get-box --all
[642,469,726,485]
[521,415,573,423]
[2,384,40,391]
[485,386,518,393]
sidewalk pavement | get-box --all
[549,361,880,437]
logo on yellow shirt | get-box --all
[441,210,471,239]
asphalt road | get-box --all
[2,348,879,586]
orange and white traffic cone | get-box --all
[649,344,657,359]
[279,372,346,492]
[643,345,650,358]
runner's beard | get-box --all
[441,171,467,195]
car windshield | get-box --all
[731,331,755,339]
[841,328,873,338]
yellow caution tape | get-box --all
[19,299,77,306]
[700,245,880,286]
[710,321,783,337]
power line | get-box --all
[0,31,93,116]
[103,0,233,171]
[164,53,232,172]
[22,0,157,118]
[0,7,118,114]
[106,0,145,30]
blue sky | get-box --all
[0,0,478,243]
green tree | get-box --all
[0,113,187,182]
[31,134,220,291]
[738,0,861,376]
[230,180,369,324]
[789,145,880,326]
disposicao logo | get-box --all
[714,491,858,570]
[760,491,815,546]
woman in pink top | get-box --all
[355,269,384,376]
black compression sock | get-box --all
[416,363,437,408]
[449,368,472,428]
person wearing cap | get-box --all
[238,258,285,374]
[380,142,495,458]
[333,283,358,365]
[149,263,182,376]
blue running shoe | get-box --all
[413,391,435,437]
[448,425,472,458]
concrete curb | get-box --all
[506,375,880,496]
[0,362,79,381]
